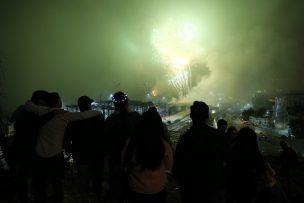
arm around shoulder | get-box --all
[24,100,53,115]
[62,110,103,122]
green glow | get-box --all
[151,18,203,97]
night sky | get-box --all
[1,0,304,113]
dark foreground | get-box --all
[64,157,304,203]
[1,129,304,203]
[1,155,304,203]
[0,157,181,203]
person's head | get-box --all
[130,110,165,170]
[190,101,209,123]
[280,141,289,150]
[139,110,164,138]
[77,96,93,112]
[112,91,128,111]
[227,126,238,140]
[148,106,158,113]
[236,127,258,151]
[47,92,62,108]
[217,119,228,133]
[30,90,49,106]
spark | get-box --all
[151,19,202,98]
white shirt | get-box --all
[24,101,102,158]
[36,110,102,158]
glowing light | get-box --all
[151,90,157,97]
[171,56,189,69]
[151,19,202,98]
[178,23,196,42]
[108,94,113,100]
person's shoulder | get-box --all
[205,125,222,136]
[66,117,101,134]
[105,113,118,122]
[162,137,171,146]
[162,138,173,153]
[12,105,25,115]
[127,111,140,121]
[288,147,298,155]
[128,111,140,117]
[67,119,83,128]
[55,109,69,116]
[84,115,104,125]
[84,110,104,118]
[92,114,104,120]
[11,105,32,120]
[205,124,217,132]
[178,128,193,141]
[188,124,210,134]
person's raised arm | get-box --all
[60,110,103,123]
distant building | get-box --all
[273,97,288,128]
[252,90,274,110]
[283,93,304,119]
[277,93,304,138]
[65,100,154,118]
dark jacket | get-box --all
[65,115,105,164]
[12,107,54,160]
[173,123,228,189]
[104,111,140,162]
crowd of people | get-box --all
[0,90,301,203]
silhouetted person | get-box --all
[64,96,105,203]
[226,126,238,146]
[173,101,228,203]
[226,127,265,203]
[104,91,140,201]
[10,90,50,203]
[279,141,298,177]
[122,110,173,203]
[148,106,171,146]
[26,92,101,203]
[0,119,8,170]
[217,118,228,135]
[0,116,14,202]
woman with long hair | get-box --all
[122,110,173,203]
[227,127,266,203]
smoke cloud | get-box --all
[0,0,303,112]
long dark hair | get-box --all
[233,127,265,172]
[124,110,165,171]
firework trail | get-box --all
[151,19,201,98]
